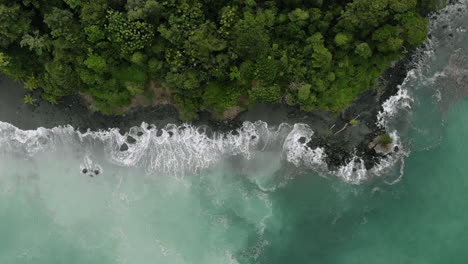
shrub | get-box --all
[378,133,393,146]
[23,94,36,104]
[249,84,282,103]
[350,119,358,126]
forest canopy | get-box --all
[0,0,440,119]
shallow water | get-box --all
[1,2,467,263]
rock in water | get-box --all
[368,135,394,154]
[156,130,163,137]
[120,143,129,151]
[127,136,137,144]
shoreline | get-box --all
[0,53,413,170]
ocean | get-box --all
[0,2,467,263]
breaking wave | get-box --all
[1,2,466,185]
[0,120,326,174]
[0,119,398,184]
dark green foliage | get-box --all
[355,43,372,58]
[106,10,154,56]
[249,84,283,104]
[296,83,312,101]
[231,9,275,60]
[0,0,436,118]
[84,55,107,73]
[44,8,84,44]
[84,26,105,43]
[165,71,201,91]
[372,25,404,53]
[0,4,31,47]
[43,61,83,97]
[173,94,200,121]
[418,0,446,14]
[20,31,50,55]
[255,57,279,85]
[202,82,241,115]
[396,12,429,48]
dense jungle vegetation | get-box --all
[0,0,442,119]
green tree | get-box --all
[80,0,108,25]
[231,10,274,59]
[157,0,204,46]
[334,33,352,47]
[84,55,107,73]
[126,0,161,21]
[20,31,49,55]
[202,82,240,114]
[165,71,201,91]
[341,0,389,29]
[389,0,417,13]
[84,26,105,43]
[249,84,282,103]
[288,8,309,22]
[0,4,31,47]
[372,25,404,53]
[297,83,311,101]
[106,10,155,55]
[397,12,428,48]
[255,56,278,85]
[355,42,372,58]
[131,52,147,66]
[312,46,332,68]
[44,8,81,43]
[185,22,227,65]
[43,60,83,97]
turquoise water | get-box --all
[262,101,468,264]
[1,3,467,264]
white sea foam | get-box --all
[0,121,328,177]
[0,119,407,184]
[282,123,326,169]
[1,2,465,185]
[377,75,415,128]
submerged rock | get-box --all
[156,129,163,137]
[298,137,307,144]
[126,136,137,144]
[82,168,88,174]
[120,143,129,151]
